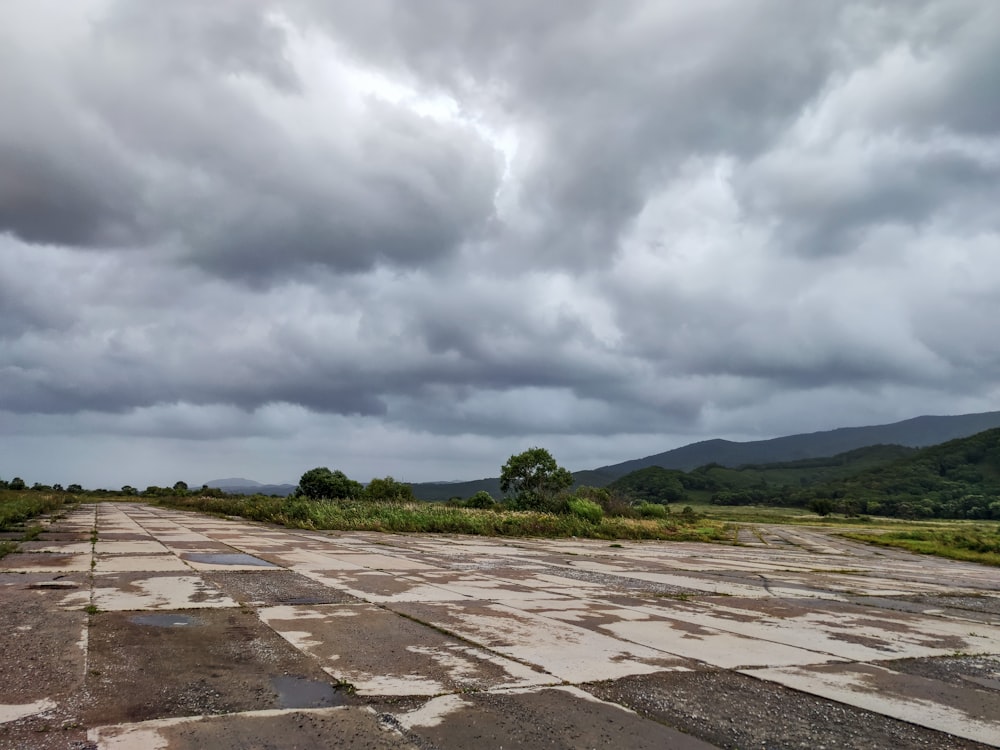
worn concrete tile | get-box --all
[0,553,93,573]
[744,661,1000,747]
[387,686,719,750]
[93,540,171,555]
[626,597,999,662]
[202,570,361,606]
[389,601,692,682]
[259,603,553,696]
[300,570,472,603]
[84,572,238,611]
[255,549,369,570]
[88,706,418,750]
[84,609,340,725]
[180,552,279,570]
[93,554,189,572]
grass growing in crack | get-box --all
[153,495,731,542]
[21,524,43,542]
[0,540,19,559]
[843,525,1000,567]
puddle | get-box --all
[270,675,349,708]
[129,613,199,627]
[28,581,79,590]
[184,553,277,567]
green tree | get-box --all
[363,476,415,503]
[173,481,189,492]
[297,467,363,500]
[9,477,26,490]
[500,447,573,510]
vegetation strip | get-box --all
[843,527,1000,567]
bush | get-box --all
[466,491,497,509]
[636,502,669,519]
[566,498,603,523]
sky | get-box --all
[2,1,999,489]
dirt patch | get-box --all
[83,608,352,725]
[586,669,993,749]
[0,581,89,750]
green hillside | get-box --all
[798,427,1000,519]
[608,444,916,505]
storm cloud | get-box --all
[1,0,998,487]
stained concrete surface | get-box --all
[0,502,997,749]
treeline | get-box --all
[607,430,1000,520]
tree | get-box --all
[363,476,415,503]
[500,447,573,510]
[173,481,189,492]
[297,467,363,500]
[9,477,26,490]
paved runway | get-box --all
[2,502,999,748]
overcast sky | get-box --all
[2,1,999,489]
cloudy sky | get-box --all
[2,1,999,489]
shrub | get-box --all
[636,502,669,519]
[466,491,497,509]
[567,497,603,523]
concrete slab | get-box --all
[83,572,238,611]
[88,706,418,749]
[259,603,553,695]
[385,685,719,749]
[389,600,693,682]
[84,608,343,725]
[93,554,190,572]
[744,661,1000,746]
[0,552,92,573]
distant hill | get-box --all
[799,427,1000,518]
[593,411,1000,479]
[203,478,297,496]
[410,411,1000,500]
[607,444,918,505]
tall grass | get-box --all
[0,491,69,530]
[155,494,730,542]
[843,525,1000,567]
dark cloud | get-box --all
[1,1,998,486]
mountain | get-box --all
[202,478,297,496]
[606,444,918,505]
[593,411,1000,479]
[409,411,1000,501]
[204,478,262,488]
[800,427,1000,518]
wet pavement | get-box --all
[0,502,998,749]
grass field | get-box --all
[154,494,731,542]
[842,525,1000,567]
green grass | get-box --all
[0,491,69,530]
[0,540,18,559]
[843,525,1000,567]
[154,494,731,542]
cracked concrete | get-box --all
[0,502,998,749]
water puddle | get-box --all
[271,676,349,708]
[184,553,277,567]
[129,613,199,627]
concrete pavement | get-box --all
[1,502,998,748]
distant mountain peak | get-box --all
[203,477,263,488]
